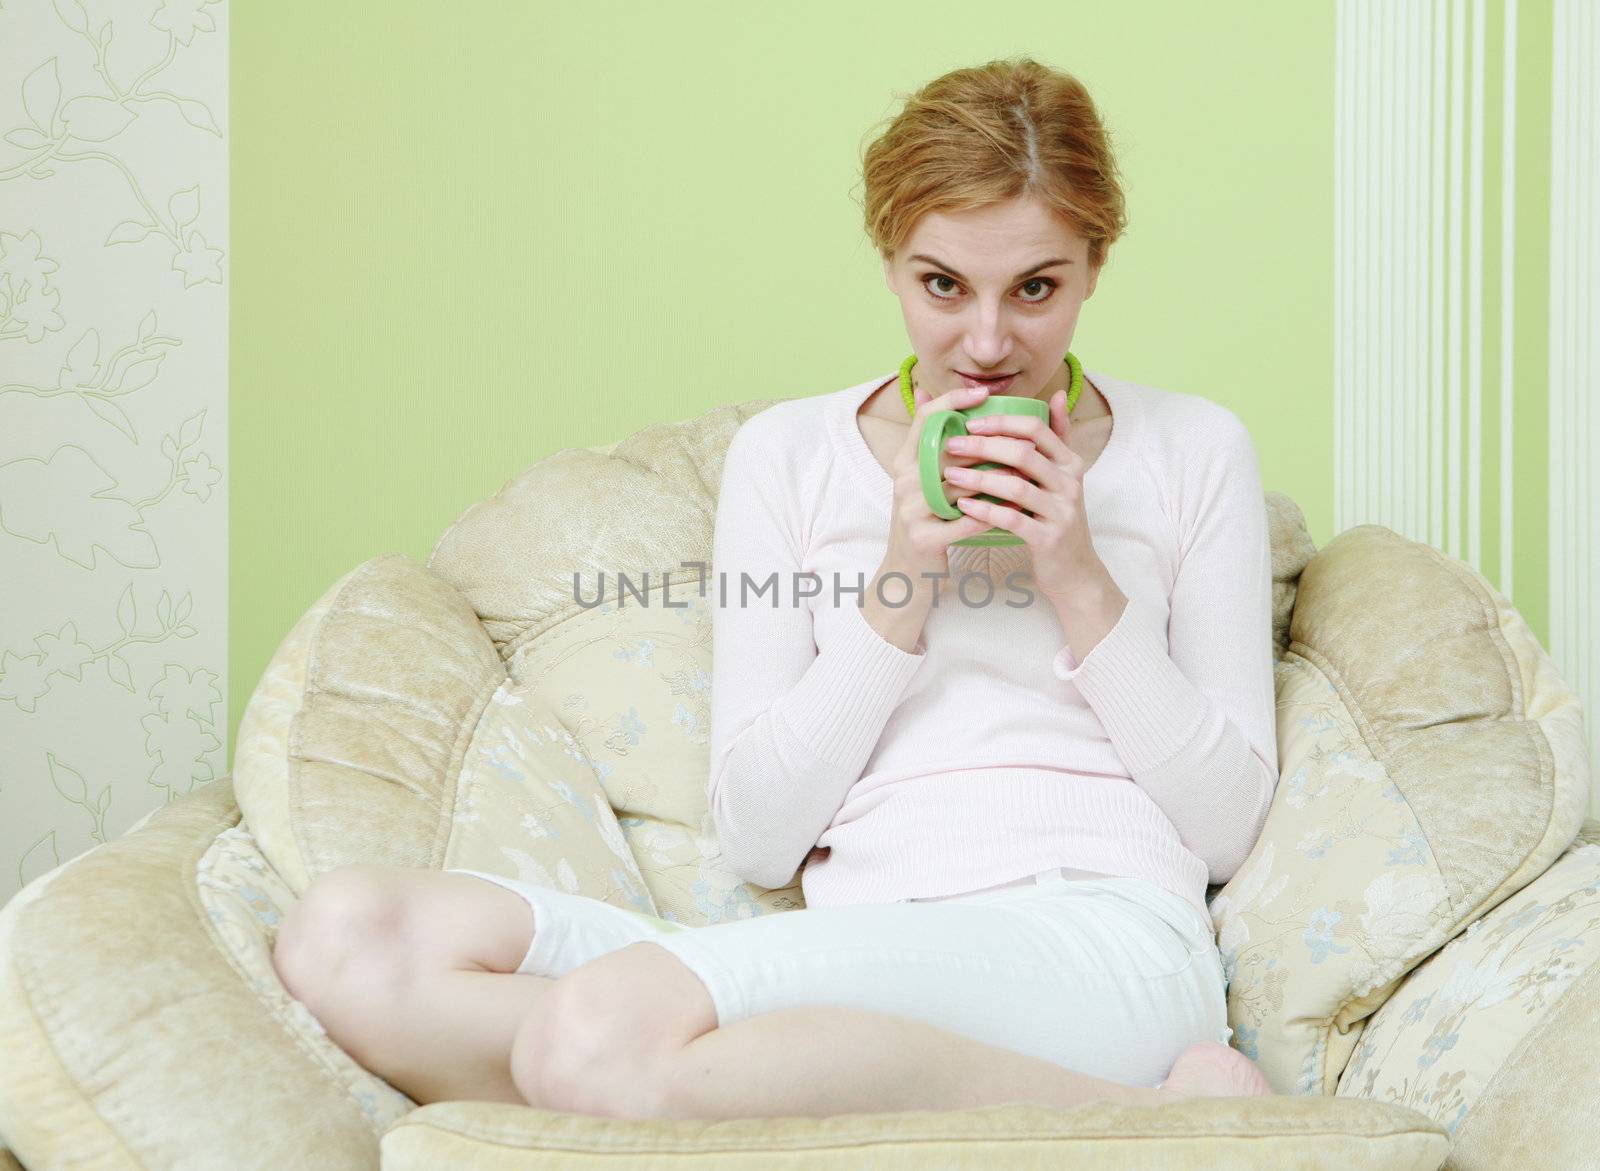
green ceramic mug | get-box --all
[918,394,1051,548]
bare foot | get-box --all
[1159,1041,1275,1098]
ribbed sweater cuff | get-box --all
[777,602,926,769]
[1052,593,1208,776]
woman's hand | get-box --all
[937,388,1108,611]
[884,383,1002,573]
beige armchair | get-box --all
[1,392,1592,1170]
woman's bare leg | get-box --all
[653,1003,1272,1121]
[654,1005,1168,1120]
[512,939,1271,1121]
[513,940,1165,1121]
[272,865,556,1106]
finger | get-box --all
[945,464,1046,512]
[940,472,986,499]
[950,431,1056,482]
[927,462,989,513]
[1048,388,1073,446]
[955,494,1037,536]
[963,412,1067,459]
[942,509,995,544]
[914,384,991,426]
[898,383,986,462]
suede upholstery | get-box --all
[0,392,1593,1170]
[1339,822,1600,1169]
[1209,525,1589,1093]
[0,781,384,1168]
[381,1096,1451,1170]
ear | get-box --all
[881,254,895,292]
[1084,264,1101,300]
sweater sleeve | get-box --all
[706,416,928,889]
[1050,410,1280,884]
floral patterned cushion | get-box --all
[1206,528,1590,1095]
[415,399,803,925]
[443,674,656,909]
[449,596,805,928]
[1337,829,1600,1150]
[494,592,799,925]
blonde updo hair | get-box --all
[855,57,1129,272]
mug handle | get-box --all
[919,410,969,519]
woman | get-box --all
[272,56,1279,1122]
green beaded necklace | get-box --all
[898,351,1086,418]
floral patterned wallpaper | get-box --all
[0,0,228,902]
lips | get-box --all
[957,372,1017,391]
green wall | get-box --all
[232,3,1551,763]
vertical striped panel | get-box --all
[1587,0,1597,709]
[1384,0,1397,530]
[1363,0,1376,524]
[1550,0,1599,718]
[1591,0,1598,710]
[1418,0,1432,541]
[1582,0,1589,707]
[1548,0,1564,710]
[1335,0,1469,552]
[1449,0,1465,560]
[1432,0,1447,550]
[1468,0,1485,570]
[1575,0,1585,704]
[1339,1,1598,808]
[1331,2,1496,562]
[1500,0,1517,600]
[1336,0,1350,538]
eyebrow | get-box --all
[909,254,1072,282]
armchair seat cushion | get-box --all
[379,1095,1450,1170]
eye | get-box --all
[919,274,1057,303]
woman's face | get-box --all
[882,194,1100,400]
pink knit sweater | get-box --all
[705,369,1279,923]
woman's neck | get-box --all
[883,371,1108,424]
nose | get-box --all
[962,337,1013,369]
[963,304,1016,365]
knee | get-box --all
[510,969,670,1120]
[272,864,409,1006]
[509,944,713,1119]
[509,977,611,1115]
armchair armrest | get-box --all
[0,778,401,1170]
[1339,825,1600,1167]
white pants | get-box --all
[446,866,1230,1088]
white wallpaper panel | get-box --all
[1336,0,1599,813]
[1550,0,1599,735]
[0,0,228,903]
